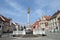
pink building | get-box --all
[31,16,51,31]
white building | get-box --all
[48,10,60,32]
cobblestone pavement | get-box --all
[0,32,60,40]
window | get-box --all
[42,28,45,31]
[45,23,48,26]
[13,27,17,31]
[0,25,1,28]
[18,26,21,31]
[58,18,60,20]
[13,28,17,31]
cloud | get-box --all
[5,0,26,13]
[49,0,60,10]
[34,9,45,17]
[33,0,60,16]
[0,0,27,25]
[0,8,21,17]
[1,0,60,25]
[31,9,46,19]
[0,8,27,24]
[30,9,45,24]
[34,0,60,10]
[5,0,21,11]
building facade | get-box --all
[0,15,12,33]
[39,16,51,31]
[31,16,51,31]
[48,11,60,32]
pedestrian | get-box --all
[21,26,23,31]
[24,26,26,29]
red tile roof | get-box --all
[44,16,51,20]
[31,20,40,30]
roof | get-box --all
[0,15,10,23]
[33,21,39,26]
[50,10,60,20]
[31,20,40,29]
[43,16,51,21]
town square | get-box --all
[0,0,60,40]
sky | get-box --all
[0,0,60,25]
